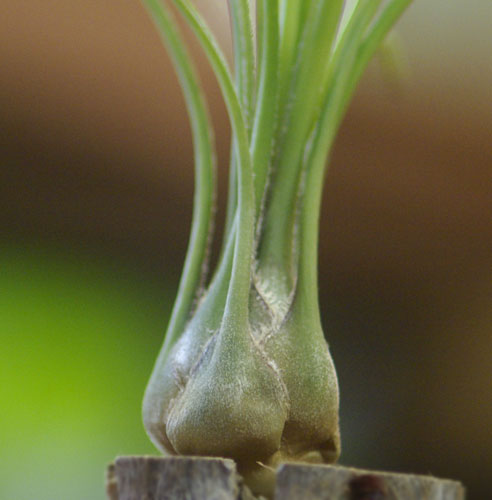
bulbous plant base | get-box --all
[142,283,342,489]
[106,456,466,500]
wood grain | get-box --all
[106,457,465,500]
[275,463,465,500]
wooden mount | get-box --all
[106,456,465,500]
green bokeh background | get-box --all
[1,244,172,499]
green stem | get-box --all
[255,0,264,91]
[221,0,255,259]
[258,0,344,289]
[250,0,279,215]
[142,0,216,354]
[173,0,255,324]
[296,0,413,314]
[228,0,256,131]
[321,0,414,157]
[315,0,382,131]
[277,0,310,119]
[344,0,414,119]
[221,144,237,257]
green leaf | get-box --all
[142,0,216,354]
[173,0,255,322]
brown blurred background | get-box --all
[1,1,491,499]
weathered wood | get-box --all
[107,456,258,500]
[275,463,465,500]
[106,457,465,500]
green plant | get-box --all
[141,0,412,494]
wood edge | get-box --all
[105,456,465,499]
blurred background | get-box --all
[1,1,491,498]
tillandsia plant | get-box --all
[142,0,412,494]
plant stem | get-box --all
[250,0,279,215]
[297,0,413,313]
[258,0,344,291]
[173,0,255,324]
[142,0,216,355]
[228,0,256,132]
[221,0,255,259]
[277,0,310,118]
[344,0,414,119]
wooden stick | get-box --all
[275,463,465,500]
[106,456,465,499]
[107,456,257,500]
